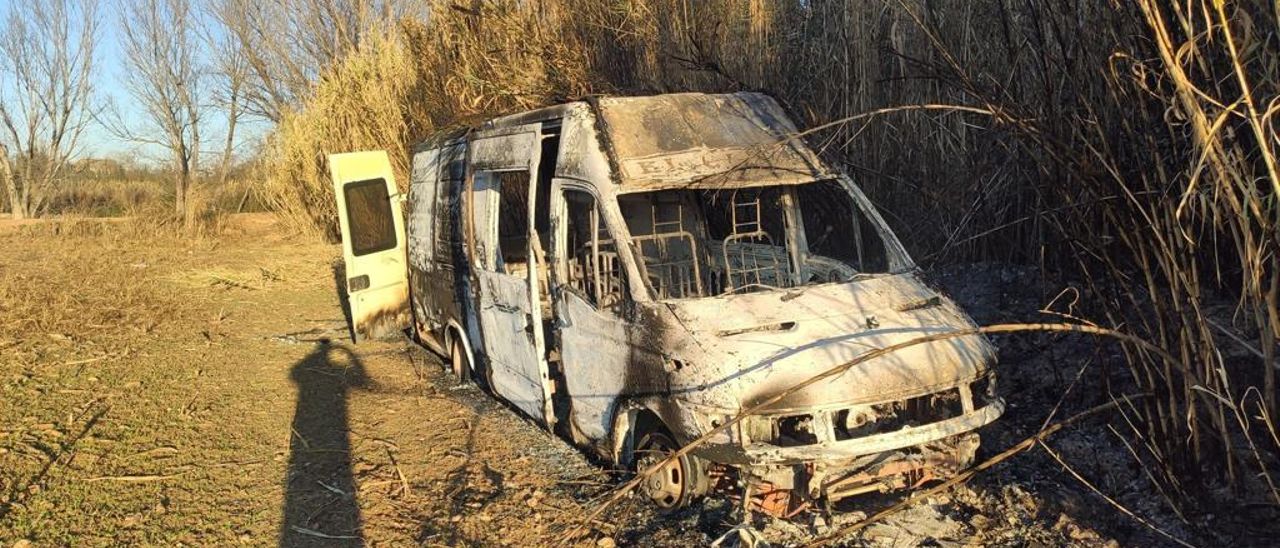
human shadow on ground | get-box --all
[279,341,370,546]
[332,260,356,343]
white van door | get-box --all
[329,151,410,342]
[467,125,555,427]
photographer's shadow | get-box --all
[279,342,370,546]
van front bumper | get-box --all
[723,402,1001,513]
[741,398,1003,465]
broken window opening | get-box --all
[618,180,893,300]
[626,193,704,300]
[563,190,626,312]
[716,190,790,293]
[796,180,889,279]
[532,131,560,317]
[472,170,533,275]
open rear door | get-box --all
[329,151,410,342]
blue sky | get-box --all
[0,0,268,166]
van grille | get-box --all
[832,387,964,441]
[744,381,989,447]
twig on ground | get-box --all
[1040,442,1196,548]
[62,355,110,367]
[289,525,358,539]
[387,446,412,498]
[82,472,187,483]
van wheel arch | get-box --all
[608,406,682,466]
[610,406,653,467]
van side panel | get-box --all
[407,143,465,348]
[408,149,443,270]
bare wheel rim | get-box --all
[636,432,685,509]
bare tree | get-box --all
[200,13,251,188]
[0,0,99,219]
[117,0,204,217]
[209,0,405,122]
[0,144,12,213]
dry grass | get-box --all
[40,179,165,217]
[260,2,596,240]
[0,217,332,543]
[11,175,263,241]
[0,223,204,361]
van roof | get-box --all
[596,92,834,192]
[415,92,835,191]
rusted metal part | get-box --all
[736,432,978,518]
[748,482,800,518]
[821,433,978,502]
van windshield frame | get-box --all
[615,177,913,302]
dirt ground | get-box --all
[0,215,1255,547]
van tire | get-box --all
[448,328,471,383]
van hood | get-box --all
[660,273,995,413]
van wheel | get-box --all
[635,431,707,509]
[448,330,470,382]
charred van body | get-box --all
[332,92,1003,514]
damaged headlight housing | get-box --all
[969,372,997,404]
[741,414,777,444]
[741,412,821,447]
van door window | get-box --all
[563,190,625,312]
[796,180,888,275]
[342,178,398,256]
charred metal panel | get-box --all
[597,93,834,191]
[556,290,632,441]
[484,102,578,131]
[407,148,442,342]
[742,402,1004,465]
[408,141,467,349]
[659,274,995,414]
[469,128,540,172]
[552,104,614,191]
[466,124,556,427]
[476,271,547,418]
[408,149,443,271]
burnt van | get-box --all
[328,92,1003,513]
